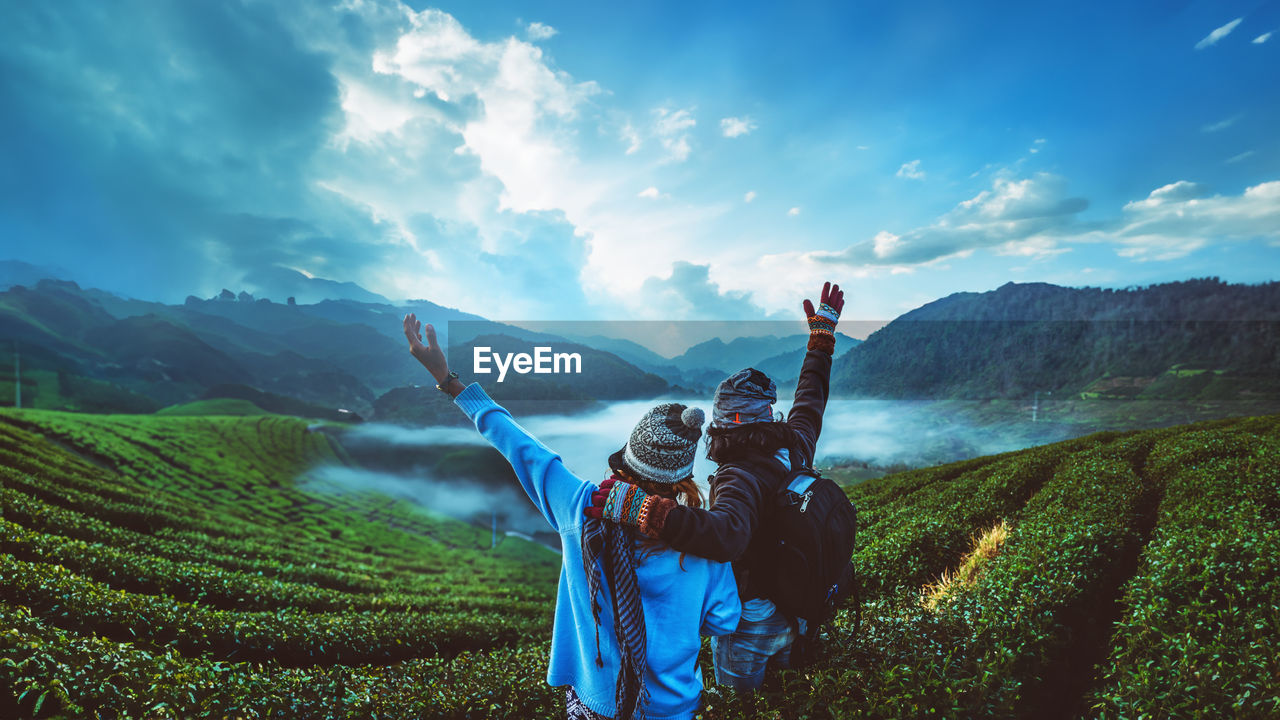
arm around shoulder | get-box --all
[658,466,765,563]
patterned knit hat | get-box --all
[710,368,778,429]
[609,403,705,484]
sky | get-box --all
[1,0,1278,326]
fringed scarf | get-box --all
[582,476,649,720]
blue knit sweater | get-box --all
[454,383,741,720]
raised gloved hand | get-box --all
[803,281,845,353]
[584,476,675,538]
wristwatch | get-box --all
[436,370,459,393]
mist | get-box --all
[299,464,551,540]
[299,397,1074,542]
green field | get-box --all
[1,408,1277,718]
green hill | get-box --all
[1,408,1277,718]
[833,278,1280,402]
[155,398,272,417]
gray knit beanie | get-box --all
[710,368,778,429]
[609,403,705,484]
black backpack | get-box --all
[723,451,860,666]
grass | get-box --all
[1,407,1277,718]
[918,520,1008,611]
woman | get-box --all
[402,314,741,720]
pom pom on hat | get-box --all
[610,402,703,485]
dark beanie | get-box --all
[609,403,705,484]
[710,368,777,429]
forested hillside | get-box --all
[833,278,1280,401]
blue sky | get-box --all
[1,0,1277,326]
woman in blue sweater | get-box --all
[402,314,741,720]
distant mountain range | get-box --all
[0,278,489,416]
[0,273,846,421]
[3,269,1276,421]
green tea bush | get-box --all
[0,554,547,665]
[0,519,550,618]
[3,408,1278,718]
[1,602,562,719]
[1089,435,1280,718]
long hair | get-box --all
[704,420,796,464]
[616,469,703,567]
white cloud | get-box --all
[525,21,557,41]
[1202,115,1239,133]
[334,75,425,144]
[1111,179,1280,259]
[896,159,925,180]
[1029,138,1046,154]
[1123,180,1208,210]
[743,190,756,203]
[310,6,743,318]
[653,106,696,162]
[1254,32,1273,44]
[637,186,665,199]
[620,122,642,154]
[1226,150,1256,164]
[802,172,1089,266]
[639,261,783,320]
[993,236,1070,258]
[720,116,756,138]
[788,207,801,217]
[856,145,870,151]
[1195,18,1243,50]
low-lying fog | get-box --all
[300,398,1077,547]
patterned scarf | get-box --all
[582,475,649,720]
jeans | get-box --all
[711,608,797,691]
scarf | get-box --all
[582,475,649,720]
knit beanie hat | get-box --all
[710,368,778,429]
[609,403,705,484]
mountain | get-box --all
[669,332,863,377]
[832,278,1280,400]
[0,277,676,418]
[557,333,673,369]
[0,259,72,290]
[753,342,859,388]
[446,333,670,401]
[240,265,392,304]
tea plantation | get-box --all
[1,408,1277,719]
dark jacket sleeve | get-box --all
[785,348,833,467]
[660,347,836,561]
[658,465,767,563]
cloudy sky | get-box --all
[1,0,1277,323]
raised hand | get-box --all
[802,281,844,320]
[402,313,450,384]
[803,282,844,353]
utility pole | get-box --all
[12,342,18,410]
[491,511,497,549]
[1033,390,1051,422]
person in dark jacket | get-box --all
[586,281,845,690]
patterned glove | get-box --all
[584,477,676,538]
[805,282,844,353]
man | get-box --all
[586,281,844,690]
